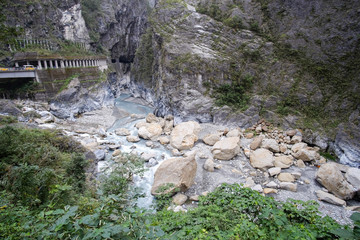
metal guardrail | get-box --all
[0,67,37,72]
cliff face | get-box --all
[1,0,90,44]
[126,0,360,165]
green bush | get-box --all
[0,126,86,207]
[152,183,341,239]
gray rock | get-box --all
[203,158,215,172]
[115,128,130,136]
[268,167,281,176]
[333,123,360,168]
[279,182,297,192]
[172,193,188,205]
[261,139,280,153]
[93,149,106,161]
[126,135,140,143]
[250,136,264,150]
[345,167,360,190]
[316,190,346,206]
[203,133,221,146]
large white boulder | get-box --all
[138,123,163,140]
[211,137,241,160]
[170,121,201,150]
[151,153,197,196]
[249,148,274,170]
[316,163,356,200]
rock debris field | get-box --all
[2,98,359,225]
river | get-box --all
[98,94,172,208]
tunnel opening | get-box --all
[0,78,38,99]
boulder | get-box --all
[279,144,287,153]
[316,163,356,200]
[138,123,163,140]
[115,128,130,136]
[141,152,157,161]
[296,160,306,168]
[159,136,170,145]
[274,155,294,168]
[252,185,263,193]
[286,129,297,137]
[135,121,147,129]
[203,133,221,146]
[164,120,174,135]
[172,193,188,205]
[203,158,215,172]
[278,173,296,182]
[250,136,264,150]
[146,113,158,123]
[268,167,281,176]
[112,149,122,157]
[245,132,254,139]
[345,167,360,190]
[291,142,307,153]
[249,148,274,170]
[266,181,278,188]
[170,121,201,150]
[151,153,197,196]
[294,148,319,162]
[93,149,105,161]
[264,188,278,194]
[261,139,280,153]
[279,182,297,192]
[226,128,241,138]
[291,135,302,144]
[212,137,241,160]
[316,190,346,206]
[126,135,140,143]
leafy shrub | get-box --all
[152,183,341,239]
[332,212,360,239]
[0,126,86,207]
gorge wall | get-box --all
[1,0,359,166]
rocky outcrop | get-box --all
[151,153,197,196]
[50,77,113,119]
[170,121,201,150]
[333,120,360,168]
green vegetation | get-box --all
[81,0,102,42]
[0,126,86,207]
[197,1,244,30]
[213,74,254,110]
[152,183,343,239]
[0,1,23,48]
[58,74,80,92]
[332,212,360,240]
[0,115,17,125]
